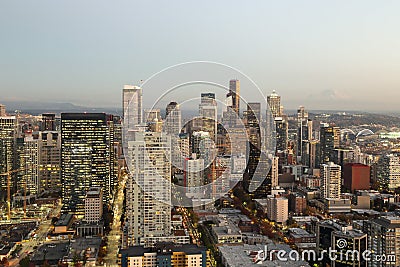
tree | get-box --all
[19,257,31,267]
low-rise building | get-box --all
[54,214,74,234]
[288,228,316,251]
[118,243,209,267]
[325,198,351,213]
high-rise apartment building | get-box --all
[183,154,204,198]
[123,85,143,130]
[363,216,400,267]
[331,229,367,267]
[377,154,400,191]
[266,195,288,224]
[271,156,279,188]
[61,113,111,215]
[321,162,341,199]
[126,131,172,246]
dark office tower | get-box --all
[319,123,340,164]
[308,140,320,169]
[0,116,17,195]
[297,106,312,164]
[228,79,240,114]
[41,113,56,131]
[246,103,261,178]
[223,80,240,127]
[275,116,288,153]
[107,114,119,195]
[61,113,111,215]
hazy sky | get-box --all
[1,1,399,111]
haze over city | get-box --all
[1,1,400,111]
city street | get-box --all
[104,172,127,267]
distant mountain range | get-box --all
[2,101,400,126]
[1,101,122,116]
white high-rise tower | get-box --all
[126,131,172,246]
[321,162,341,199]
[123,85,143,130]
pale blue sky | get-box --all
[1,1,399,111]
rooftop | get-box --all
[54,214,74,227]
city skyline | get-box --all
[3,2,400,266]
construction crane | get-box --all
[0,165,35,220]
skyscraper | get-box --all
[126,131,172,246]
[320,162,341,199]
[267,90,281,118]
[271,156,279,188]
[363,216,400,267]
[40,113,56,131]
[123,85,143,130]
[164,101,182,135]
[61,113,111,215]
[18,131,40,195]
[184,154,204,198]
[297,106,312,164]
[165,102,183,172]
[228,79,240,114]
[377,154,400,191]
[199,93,217,143]
[38,131,61,192]
[320,123,340,164]
[275,116,288,153]
[223,80,240,127]
[0,116,17,195]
